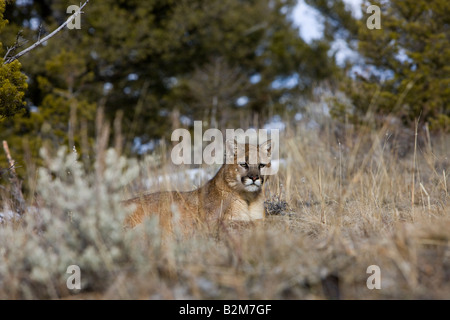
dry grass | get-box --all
[0,118,449,299]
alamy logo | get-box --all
[66,265,81,290]
[366,5,381,30]
[170,121,279,175]
[67,5,82,30]
[366,265,381,289]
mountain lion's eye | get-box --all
[239,163,248,168]
[259,163,266,169]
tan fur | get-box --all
[124,140,272,231]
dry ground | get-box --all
[0,120,448,299]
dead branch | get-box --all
[3,140,16,174]
[3,0,90,65]
[2,140,26,214]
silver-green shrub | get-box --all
[0,147,141,298]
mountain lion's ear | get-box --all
[259,139,272,157]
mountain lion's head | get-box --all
[224,139,272,193]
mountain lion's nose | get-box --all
[250,175,259,181]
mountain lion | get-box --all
[124,139,272,231]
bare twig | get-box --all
[411,118,419,221]
[3,140,16,174]
[419,182,431,216]
[3,30,27,61]
[3,0,89,65]
[0,164,16,177]
[444,170,448,198]
[37,24,43,42]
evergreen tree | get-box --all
[308,0,450,130]
[0,1,27,119]
[0,0,339,183]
